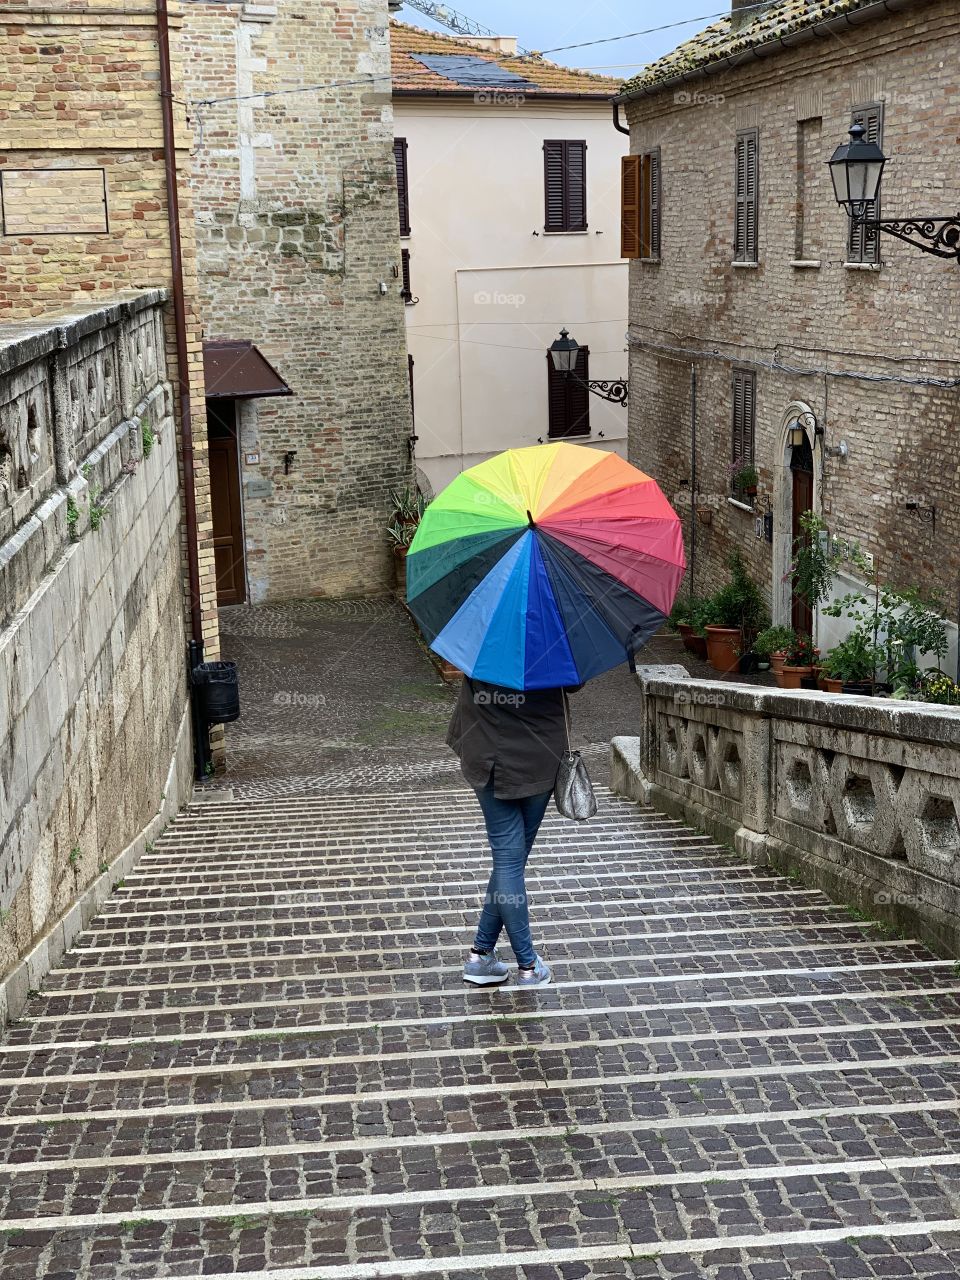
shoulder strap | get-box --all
[562,689,572,753]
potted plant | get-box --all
[754,625,796,677]
[388,519,417,593]
[730,462,759,499]
[778,634,819,689]
[701,553,770,674]
[671,597,709,658]
[822,629,878,693]
[391,484,426,530]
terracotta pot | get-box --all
[704,625,742,674]
[822,676,844,693]
[770,651,787,675]
[677,623,708,660]
[778,664,812,689]
[393,545,408,594]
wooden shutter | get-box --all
[648,147,662,258]
[848,104,882,263]
[544,140,587,232]
[400,248,412,301]
[394,137,410,237]
[731,368,756,490]
[547,347,591,438]
[735,130,758,261]
[621,154,642,258]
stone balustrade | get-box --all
[612,667,960,958]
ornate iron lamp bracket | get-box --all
[568,373,629,407]
[853,211,960,262]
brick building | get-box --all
[0,0,220,661]
[178,0,414,604]
[618,0,960,657]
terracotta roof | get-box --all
[390,20,619,99]
[621,0,899,97]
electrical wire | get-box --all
[534,1,775,55]
[628,332,960,389]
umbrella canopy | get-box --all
[407,443,686,690]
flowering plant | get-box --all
[785,634,820,667]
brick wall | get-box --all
[624,0,960,628]
[0,0,221,672]
[180,0,414,602]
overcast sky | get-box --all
[395,1,721,74]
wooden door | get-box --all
[790,435,814,636]
[206,400,246,606]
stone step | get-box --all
[50,905,858,969]
[4,1008,959,1123]
[6,984,953,1086]
[3,1097,960,1229]
[27,941,933,1016]
[37,922,900,992]
[5,961,958,1050]
[2,1154,959,1275]
[97,868,786,921]
[71,887,833,948]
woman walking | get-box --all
[447,677,568,988]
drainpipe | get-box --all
[157,0,202,646]
[157,0,210,777]
[612,101,630,136]
[689,366,697,599]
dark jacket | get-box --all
[446,678,568,800]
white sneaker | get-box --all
[462,949,510,986]
[516,954,552,987]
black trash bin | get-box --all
[193,660,241,724]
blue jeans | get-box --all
[472,782,553,969]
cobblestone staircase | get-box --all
[4,787,960,1278]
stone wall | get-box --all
[0,295,193,1018]
[623,0,960,621]
[0,0,221,670]
[180,0,414,602]
[613,667,960,959]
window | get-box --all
[731,368,756,496]
[621,150,661,260]
[848,104,882,263]
[394,137,410,237]
[547,346,590,438]
[543,140,587,233]
[734,129,759,262]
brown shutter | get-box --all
[731,369,756,492]
[640,155,652,259]
[394,137,410,237]
[735,130,758,261]
[400,248,412,301]
[544,140,566,232]
[547,347,591,438]
[545,140,587,232]
[621,154,642,258]
[565,140,587,232]
[848,104,882,263]
[649,147,662,258]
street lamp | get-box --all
[827,122,960,262]
[549,329,629,407]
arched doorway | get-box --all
[773,402,820,632]
[790,432,814,635]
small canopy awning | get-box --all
[203,340,294,400]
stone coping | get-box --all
[0,289,167,376]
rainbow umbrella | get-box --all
[407,443,686,690]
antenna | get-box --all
[396,1,531,55]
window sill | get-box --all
[639,256,661,265]
[542,230,590,236]
[790,259,821,269]
[844,261,882,270]
[731,260,759,269]
[728,497,755,513]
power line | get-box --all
[536,1,776,55]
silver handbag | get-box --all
[555,693,598,821]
